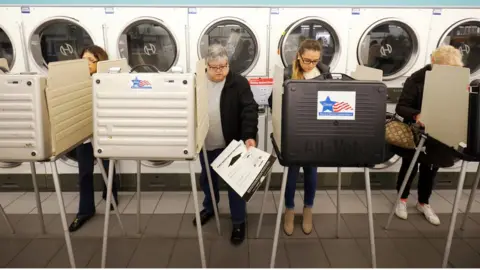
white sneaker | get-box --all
[395,200,408,220]
[417,203,441,226]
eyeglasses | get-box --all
[208,64,229,71]
[300,57,320,65]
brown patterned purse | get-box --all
[385,114,417,149]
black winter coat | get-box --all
[219,71,259,144]
[393,64,456,168]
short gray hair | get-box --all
[206,44,229,63]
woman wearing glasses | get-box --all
[68,45,119,232]
[268,39,331,236]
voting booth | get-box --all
[92,59,216,268]
[383,65,472,268]
[257,64,387,268]
[0,59,108,268]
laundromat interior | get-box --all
[1,0,480,268]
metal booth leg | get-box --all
[189,160,207,268]
[442,161,468,268]
[101,159,116,268]
[97,158,125,236]
[136,161,142,234]
[256,148,275,239]
[336,167,342,238]
[385,135,427,230]
[202,147,221,235]
[0,204,14,234]
[50,161,76,268]
[461,163,480,230]
[364,167,377,268]
[270,166,289,268]
[30,162,46,234]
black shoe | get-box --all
[192,209,215,227]
[68,214,94,232]
[230,222,245,246]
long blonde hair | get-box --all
[291,39,322,80]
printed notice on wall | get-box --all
[317,91,356,120]
[211,140,276,202]
[249,78,273,106]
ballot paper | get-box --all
[211,140,276,202]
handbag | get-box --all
[385,114,418,149]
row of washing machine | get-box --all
[0,6,479,181]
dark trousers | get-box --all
[396,154,438,204]
[200,148,246,225]
[76,142,118,216]
[285,166,317,209]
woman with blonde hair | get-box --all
[268,39,331,236]
[394,45,463,226]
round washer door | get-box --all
[30,18,94,71]
[278,18,340,69]
[119,19,179,73]
[438,19,480,76]
[0,26,15,70]
[358,20,419,80]
[0,26,20,168]
[198,19,259,76]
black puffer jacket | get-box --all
[393,64,456,167]
[267,62,331,108]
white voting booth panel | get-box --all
[97,59,131,74]
[385,64,471,268]
[92,59,209,160]
[0,58,8,72]
[0,59,91,161]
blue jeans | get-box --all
[285,166,318,209]
[200,148,246,224]
[76,142,118,216]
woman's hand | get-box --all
[415,114,425,127]
[245,139,256,149]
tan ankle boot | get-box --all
[302,207,313,235]
[283,209,295,236]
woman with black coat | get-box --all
[393,45,464,226]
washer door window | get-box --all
[358,21,418,79]
[439,20,480,75]
[199,20,259,75]
[30,19,94,70]
[0,27,14,70]
[119,20,178,73]
[279,19,340,68]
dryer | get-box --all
[0,6,47,181]
[104,7,192,178]
[345,8,432,173]
[21,7,106,177]
[426,9,480,172]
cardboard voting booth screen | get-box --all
[350,65,383,82]
[211,140,276,202]
[421,65,470,149]
[46,59,93,156]
[0,58,9,72]
[97,59,131,73]
[195,58,209,154]
[92,58,209,160]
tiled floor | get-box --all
[1,190,480,268]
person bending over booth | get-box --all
[192,44,259,245]
[267,39,332,236]
[68,45,119,232]
[393,45,464,226]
